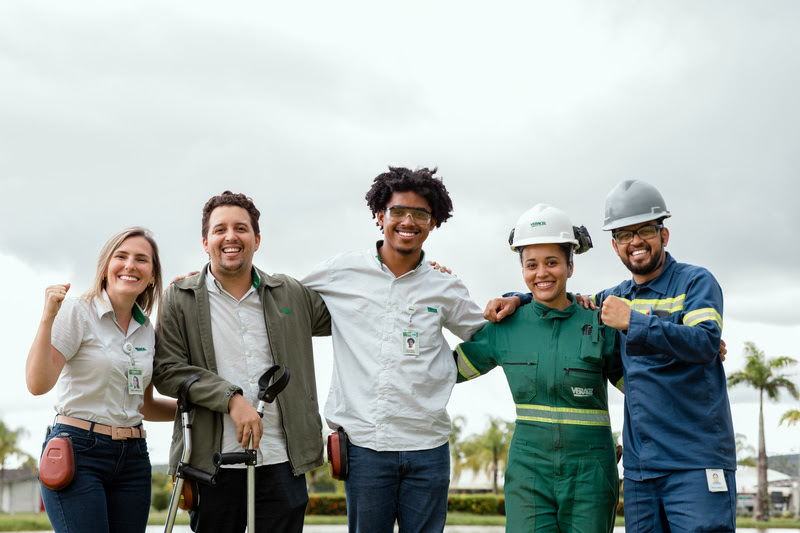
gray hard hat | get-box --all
[602,179,671,231]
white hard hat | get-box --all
[603,179,671,231]
[509,204,581,252]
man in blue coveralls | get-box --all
[486,180,736,532]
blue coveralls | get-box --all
[593,253,737,532]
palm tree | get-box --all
[449,415,468,485]
[781,409,800,426]
[0,421,34,505]
[779,408,800,519]
[735,432,757,467]
[460,417,514,495]
[728,342,799,522]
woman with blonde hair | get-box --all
[26,227,176,533]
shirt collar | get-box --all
[93,289,149,326]
[206,265,260,298]
[374,240,426,271]
[531,293,578,319]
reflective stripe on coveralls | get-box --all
[515,404,611,426]
[589,294,723,329]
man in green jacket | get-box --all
[153,191,331,533]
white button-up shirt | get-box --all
[52,291,153,427]
[206,267,288,466]
[302,244,485,451]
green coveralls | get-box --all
[455,296,623,533]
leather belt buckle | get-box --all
[111,426,132,440]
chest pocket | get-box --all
[405,305,443,355]
[562,318,606,408]
[579,312,605,364]
[502,352,538,403]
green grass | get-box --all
[3,512,800,530]
[737,517,800,529]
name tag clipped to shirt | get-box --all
[403,331,419,355]
[128,367,144,395]
[705,469,727,492]
[402,304,420,356]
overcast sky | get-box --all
[2,1,799,468]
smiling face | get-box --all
[104,236,156,302]
[376,191,436,258]
[612,220,670,283]
[521,243,573,311]
[203,205,261,280]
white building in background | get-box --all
[734,466,797,515]
[1,467,42,514]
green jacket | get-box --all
[153,265,331,477]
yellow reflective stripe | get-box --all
[615,377,625,394]
[622,295,686,315]
[455,345,481,380]
[515,404,611,426]
[683,308,722,328]
[516,416,611,427]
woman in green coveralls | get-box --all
[454,204,623,532]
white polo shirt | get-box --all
[301,244,485,451]
[205,267,288,466]
[52,291,154,427]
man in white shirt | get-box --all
[302,167,485,533]
[154,191,331,533]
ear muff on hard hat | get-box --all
[603,179,671,231]
[509,204,592,255]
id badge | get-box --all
[402,331,419,355]
[128,366,144,395]
[705,469,727,492]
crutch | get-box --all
[164,374,216,533]
[212,365,291,533]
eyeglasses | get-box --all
[612,224,663,244]
[385,206,432,223]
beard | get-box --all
[621,242,665,276]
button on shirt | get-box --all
[52,290,153,427]
[206,267,288,466]
[301,244,485,451]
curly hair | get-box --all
[364,167,453,228]
[201,191,261,239]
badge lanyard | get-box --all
[123,341,144,396]
[402,305,420,356]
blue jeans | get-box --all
[344,441,450,533]
[623,469,737,533]
[40,423,152,533]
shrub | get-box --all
[307,493,348,515]
[447,494,503,515]
[151,488,171,512]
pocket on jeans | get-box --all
[134,438,150,459]
[47,426,98,454]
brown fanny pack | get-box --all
[326,427,349,481]
[39,434,76,491]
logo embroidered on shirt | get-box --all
[571,387,594,397]
[283,309,291,314]
[427,307,438,313]
[135,347,147,352]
